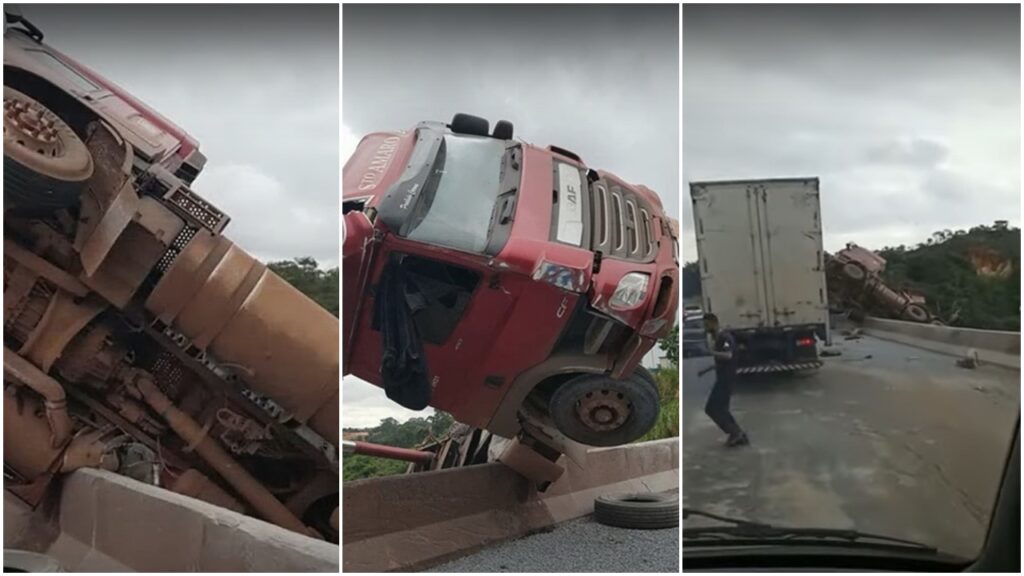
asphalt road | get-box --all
[682,331,1019,559]
[426,516,679,573]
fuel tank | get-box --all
[145,229,339,446]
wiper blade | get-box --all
[682,508,936,552]
[683,507,772,528]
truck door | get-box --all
[756,179,828,328]
[692,182,768,328]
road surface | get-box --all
[682,331,1019,560]
[426,515,679,573]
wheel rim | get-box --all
[4,95,65,160]
[843,263,865,281]
[3,87,93,182]
[575,388,632,432]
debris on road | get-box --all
[843,328,863,340]
[957,349,980,369]
[821,349,843,357]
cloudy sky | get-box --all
[342,4,679,428]
[24,4,339,266]
[683,4,1020,262]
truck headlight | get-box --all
[609,273,650,310]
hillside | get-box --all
[878,223,1019,331]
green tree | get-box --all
[682,261,702,299]
[876,223,1019,330]
[268,257,339,316]
[343,411,458,481]
[658,323,679,368]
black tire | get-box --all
[594,492,679,530]
[842,262,866,282]
[450,113,489,136]
[903,304,929,323]
[548,367,659,447]
[3,86,93,211]
[492,119,514,140]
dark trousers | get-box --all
[705,374,743,437]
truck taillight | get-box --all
[796,337,815,347]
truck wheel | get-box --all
[903,304,929,323]
[842,262,866,282]
[4,87,93,211]
[450,113,489,136]
[548,368,659,447]
[594,492,679,529]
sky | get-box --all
[682,4,1020,262]
[22,4,340,266]
[342,4,680,428]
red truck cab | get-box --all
[343,114,678,447]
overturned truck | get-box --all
[343,114,679,483]
[826,243,939,324]
[4,14,339,542]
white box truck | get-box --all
[690,177,829,374]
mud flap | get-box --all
[372,256,431,410]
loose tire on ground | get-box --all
[548,367,660,447]
[594,492,679,530]
[3,86,93,211]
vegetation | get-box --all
[638,366,679,442]
[342,412,454,482]
[658,323,679,367]
[878,223,1019,331]
[267,257,339,316]
[682,261,701,300]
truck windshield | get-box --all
[404,134,510,254]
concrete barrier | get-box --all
[862,317,1020,369]
[4,469,339,572]
[342,437,679,572]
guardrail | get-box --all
[342,437,679,572]
[862,317,1020,369]
[4,469,339,572]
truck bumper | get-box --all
[738,361,823,375]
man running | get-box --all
[700,313,749,447]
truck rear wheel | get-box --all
[548,368,659,447]
[3,86,93,211]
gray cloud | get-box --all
[682,4,1020,260]
[342,4,679,428]
[342,3,679,219]
[23,4,340,266]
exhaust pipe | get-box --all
[3,347,72,449]
[131,372,312,536]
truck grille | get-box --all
[589,180,657,262]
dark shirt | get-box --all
[713,331,738,381]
